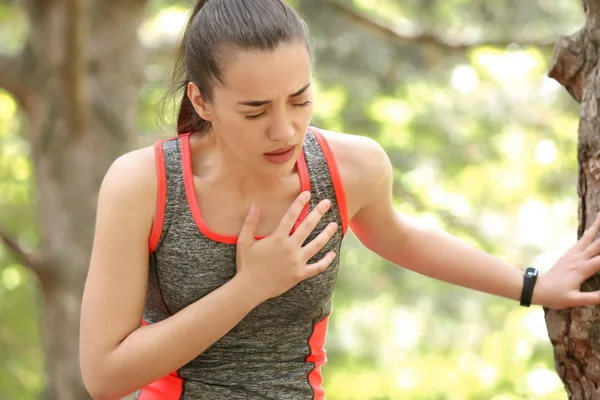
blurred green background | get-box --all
[0,0,584,399]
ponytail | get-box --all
[175,1,210,135]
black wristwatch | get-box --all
[520,267,538,307]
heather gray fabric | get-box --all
[134,129,344,399]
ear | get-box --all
[187,82,213,121]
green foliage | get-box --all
[0,0,586,399]
[0,91,44,400]
[0,1,27,55]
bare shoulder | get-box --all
[98,144,158,223]
[316,129,392,219]
[319,129,389,168]
[102,145,155,195]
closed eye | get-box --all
[244,101,312,121]
[295,100,312,108]
[245,112,265,121]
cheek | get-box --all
[297,105,313,127]
[213,114,264,153]
[300,102,314,118]
[212,108,247,134]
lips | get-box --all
[264,145,296,155]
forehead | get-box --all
[218,42,312,99]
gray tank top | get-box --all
[134,128,347,400]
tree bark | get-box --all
[1,1,149,398]
[547,1,600,398]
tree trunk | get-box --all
[2,1,149,398]
[547,1,600,398]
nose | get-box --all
[267,114,295,142]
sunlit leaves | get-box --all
[0,87,42,400]
[0,2,27,54]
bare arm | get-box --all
[79,149,265,399]
[329,133,600,310]
[356,205,529,302]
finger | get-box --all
[583,254,600,277]
[303,252,336,279]
[576,214,600,251]
[568,290,600,308]
[301,222,338,261]
[275,191,311,237]
[237,204,260,249]
[582,235,600,259]
[292,199,332,244]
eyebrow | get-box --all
[238,83,311,107]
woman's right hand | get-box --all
[235,191,338,303]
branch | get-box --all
[0,227,44,278]
[548,32,587,103]
[548,0,600,103]
[322,0,556,53]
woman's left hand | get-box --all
[536,214,600,310]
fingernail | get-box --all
[330,222,338,230]
[248,204,255,215]
[323,199,331,207]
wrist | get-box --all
[531,272,550,306]
[230,274,267,307]
[520,267,539,307]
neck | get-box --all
[190,133,298,195]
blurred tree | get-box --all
[546,0,600,398]
[0,0,150,399]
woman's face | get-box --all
[188,42,313,176]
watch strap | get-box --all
[520,267,538,307]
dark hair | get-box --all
[168,0,312,135]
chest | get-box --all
[153,196,343,321]
[150,132,347,322]
[193,175,304,238]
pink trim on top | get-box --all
[296,149,311,224]
[180,133,311,244]
[148,141,167,254]
[309,128,349,236]
[306,315,330,400]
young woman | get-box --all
[79,0,600,399]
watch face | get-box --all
[525,268,538,277]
